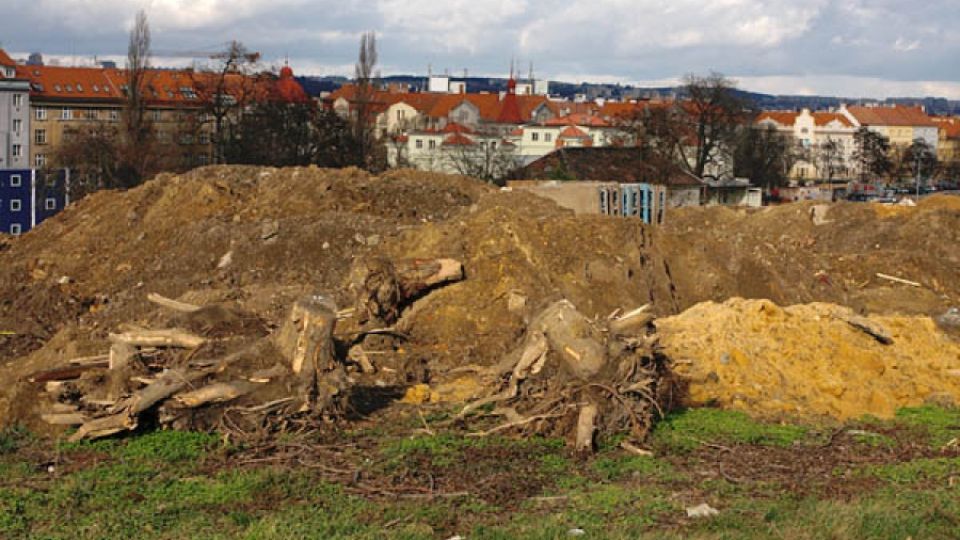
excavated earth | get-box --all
[1,165,958,431]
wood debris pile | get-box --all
[28,256,467,443]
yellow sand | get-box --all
[657,298,960,420]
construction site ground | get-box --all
[0,165,958,538]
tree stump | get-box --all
[274,295,345,412]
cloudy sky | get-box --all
[2,0,959,99]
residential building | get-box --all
[0,49,31,169]
[931,116,960,164]
[839,104,939,150]
[0,47,309,177]
[756,109,857,181]
[0,169,68,235]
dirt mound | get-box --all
[657,298,960,420]
[2,165,959,434]
[0,166,679,435]
[659,200,960,317]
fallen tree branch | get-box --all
[147,292,202,313]
[108,328,205,349]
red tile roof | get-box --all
[846,105,936,127]
[16,64,302,107]
[442,133,475,146]
[329,84,553,124]
[442,122,475,134]
[0,49,16,68]
[543,112,609,127]
[756,111,798,126]
[932,116,960,139]
[812,112,853,127]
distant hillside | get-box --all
[298,75,960,115]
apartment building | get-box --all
[0,50,31,169]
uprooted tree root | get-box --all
[453,300,677,452]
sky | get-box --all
[2,0,959,99]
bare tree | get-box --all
[53,121,121,196]
[193,41,261,164]
[813,138,846,183]
[677,73,752,180]
[353,31,380,170]
[443,133,519,183]
[117,9,154,187]
[732,124,797,190]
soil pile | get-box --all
[1,165,959,434]
[657,298,960,420]
[0,166,676,438]
[659,197,960,317]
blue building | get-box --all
[0,169,69,235]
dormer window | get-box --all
[54,84,62,92]
[65,84,73,92]
[93,84,99,92]
[76,84,83,92]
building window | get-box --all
[544,133,552,142]
[428,140,436,150]
[45,198,56,210]
[198,154,209,166]
[10,175,21,187]
[415,139,423,149]
[61,108,72,121]
[35,154,46,167]
[153,110,162,122]
[531,132,539,142]
[10,199,21,212]
[85,109,97,120]
[11,144,22,158]
[12,94,23,107]
[12,119,21,134]
[199,133,209,145]
[35,129,46,145]
[36,107,47,121]
[491,141,497,149]
[10,224,21,235]
[110,110,119,122]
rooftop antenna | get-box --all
[528,61,534,84]
[463,67,468,79]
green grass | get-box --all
[895,405,960,447]
[1,407,958,539]
[652,408,808,452]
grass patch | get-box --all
[862,457,960,485]
[591,454,683,482]
[895,406,960,447]
[652,408,808,453]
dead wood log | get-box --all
[173,381,256,408]
[348,345,376,374]
[274,295,346,411]
[575,403,599,453]
[531,300,606,381]
[42,413,88,426]
[108,328,205,349]
[147,292,202,313]
[108,342,136,370]
[68,413,137,442]
[348,257,464,325]
[608,305,654,337]
[68,354,110,366]
[26,363,105,383]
